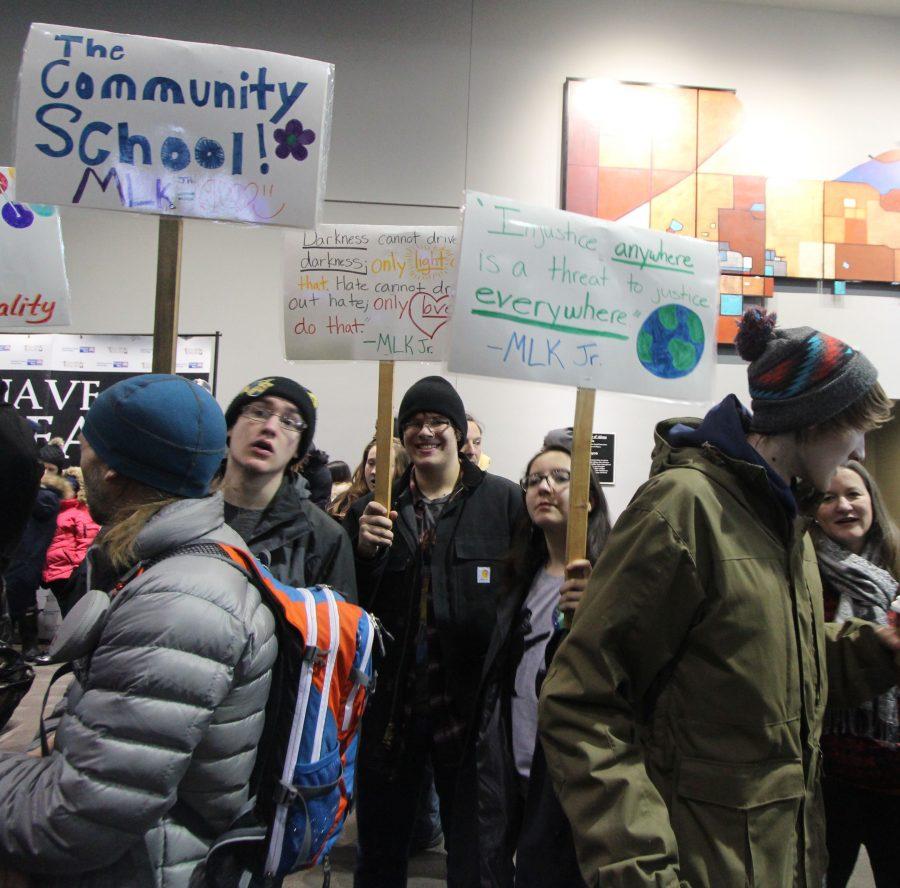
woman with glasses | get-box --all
[459,441,610,887]
[812,461,899,887]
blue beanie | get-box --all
[82,374,227,498]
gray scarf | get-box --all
[817,535,898,742]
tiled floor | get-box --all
[0,661,877,887]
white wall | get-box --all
[3,0,898,518]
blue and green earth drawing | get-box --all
[636,305,705,379]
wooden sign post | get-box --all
[565,386,596,565]
[373,360,397,510]
[562,386,596,628]
[151,217,184,374]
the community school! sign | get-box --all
[0,166,71,327]
[0,332,217,460]
[283,225,457,361]
[448,192,719,401]
[14,24,333,228]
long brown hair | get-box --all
[328,437,409,519]
[97,483,179,571]
[837,460,899,576]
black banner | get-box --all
[1,369,209,465]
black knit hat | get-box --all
[398,376,467,445]
[38,441,66,471]
[735,308,878,433]
[225,376,318,459]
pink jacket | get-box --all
[43,498,100,584]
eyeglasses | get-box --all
[520,468,571,491]
[241,403,307,434]
[403,415,451,436]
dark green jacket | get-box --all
[539,418,897,888]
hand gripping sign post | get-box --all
[448,192,719,621]
[283,224,457,507]
[15,23,333,370]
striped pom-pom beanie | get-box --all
[734,308,878,433]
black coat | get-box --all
[0,403,41,571]
[344,460,523,769]
[235,475,358,602]
[457,573,586,888]
[3,476,66,614]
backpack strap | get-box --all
[341,611,376,733]
[262,584,319,879]
[310,588,340,761]
[39,661,73,756]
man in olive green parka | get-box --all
[539,310,900,887]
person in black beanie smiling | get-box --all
[220,375,356,600]
[345,375,523,887]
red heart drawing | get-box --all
[405,290,451,340]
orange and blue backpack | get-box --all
[196,542,380,886]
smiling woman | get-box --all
[812,460,900,888]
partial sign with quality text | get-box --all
[0,166,70,327]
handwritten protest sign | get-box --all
[448,192,719,401]
[283,225,457,360]
[14,24,333,228]
[0,166,70,327]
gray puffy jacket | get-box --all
[0,493,277,887]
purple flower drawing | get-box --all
[274,120,316,161]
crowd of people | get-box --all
[0,306,897,888]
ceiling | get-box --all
[723,0,900,15]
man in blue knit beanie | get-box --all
[0,374,277,887]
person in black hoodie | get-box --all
[0,404,42,645]
[2,439,71,661]
[345,375,523,887]
[220,376,357,600]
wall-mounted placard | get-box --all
[590,432,615,484]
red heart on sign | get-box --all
[405,290,451,340]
